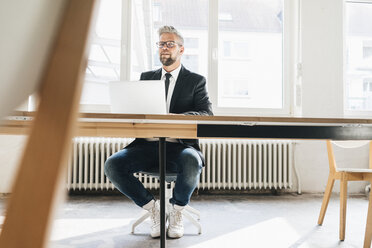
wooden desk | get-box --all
[2,112,372,248]
[3,112,372,139]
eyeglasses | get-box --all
[156,41,180,48]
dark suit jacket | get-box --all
[127,65,213,165]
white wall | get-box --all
[300,0,344,117]
[0,135,27,193]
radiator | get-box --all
[66,138,295,191]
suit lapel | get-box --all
[153,68,162,80]
[170,65,188,113]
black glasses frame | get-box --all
[156,41,181,48]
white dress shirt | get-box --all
[146,64,182,143]
[161,64,181,113]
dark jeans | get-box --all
[104,141,202,207]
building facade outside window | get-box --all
[81,0,121,112]
[345,0,372,113]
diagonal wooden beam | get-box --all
[0,1,97,247]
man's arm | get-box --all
[182,77,213,116]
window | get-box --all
[184,38,199,49]
[218,0,284,109]
[130,0,208,80]
[82,0,293,115]
[345,1,372,112]
[363,41,372,59]
[363,79,372,92]
[80,0,121,112]
[129,0,288,114]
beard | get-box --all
[160,54,176,66]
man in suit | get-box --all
[104,26,213,239]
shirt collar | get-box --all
[161,64,182,81]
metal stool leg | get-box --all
[185,205,201,220]
[132,211,151,233]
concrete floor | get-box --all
[0,193,370,248]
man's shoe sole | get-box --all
[151,233,160,238]
[167,231,183,239]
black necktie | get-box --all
[165,73,171,100]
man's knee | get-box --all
[180,149,202,175]
[104,156,115,178]
[104,155,128,179]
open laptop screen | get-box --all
[109,80,166,114]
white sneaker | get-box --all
[143,200,160,238]
[167,204,184,238]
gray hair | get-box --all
[158,26,184,45]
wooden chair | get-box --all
[318,140,372,241]
[364,183,372,248]
[0,1,98,247]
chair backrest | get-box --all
[326,140,372,172]
[0,0,65,119]
[332,140,370,149]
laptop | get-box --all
[109,80,167,114]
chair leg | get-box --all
[340,175,348,241]
[183,211,202,234]
[185,205,201,220]
[166,181,202,234]
[318,175,335,225]
[0,2,97,248]
[131,183,173,234]
[131,211,151,234]
[364,190,372,248]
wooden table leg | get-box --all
[0,1,97,247]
